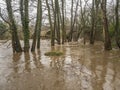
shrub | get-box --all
[44,51,63,56]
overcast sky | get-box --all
[0,0,116,25]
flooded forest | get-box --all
[0,0,120,90]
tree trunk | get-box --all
[37,0,42,49]
[90,0,95,44]
[55,0,61,44]
[46,0,55,46]
[90,0,100,44]
[61,0,66,44]
[31,0,42,51]
[115,0,120,48]
[5,0,22,53]
[101,0,112,50]
[68,0,74,42]
[20,0,30,52]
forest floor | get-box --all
[0,40,120,90]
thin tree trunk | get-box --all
[80,0,86,44]
[61,0,66,44]
[71,0,79,41]
[90,0,100,44]
[46,0,55,46]
[68,0,74,42]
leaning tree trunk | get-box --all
[46,0,55,46]
[115,0,120,48]
[20,0,30,52]
[5,0,22,53]
[101,0,112,50]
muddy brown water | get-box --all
[0,40,120,90]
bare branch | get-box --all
[0,8,10,25]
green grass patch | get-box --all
[44,51,63,56]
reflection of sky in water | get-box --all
[40,56,51,68]
[64,56,72,65]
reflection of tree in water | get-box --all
[49,47,66,90]
[12,53,22,73]
[89,50,110,90]
[101,51,119,90]
[24,52,31,72]
[31,50,43,69]
[50,56,65,70]
[50,46,65,70]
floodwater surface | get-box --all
[0,40,120,90]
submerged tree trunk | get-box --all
[61,0,66,44]
[24,0,30,51]
[90,0,100,44]
[37,0,42,49]
[115,0,120,48]
[46,0,55,46]
[31,0,42,51]
[101,0,112,50]
[20,0,30,52]
[5,0,22,53]
[55,0,61,44]
[68,0,74,42]
[90,0,95,44]
[79,0,86,44]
